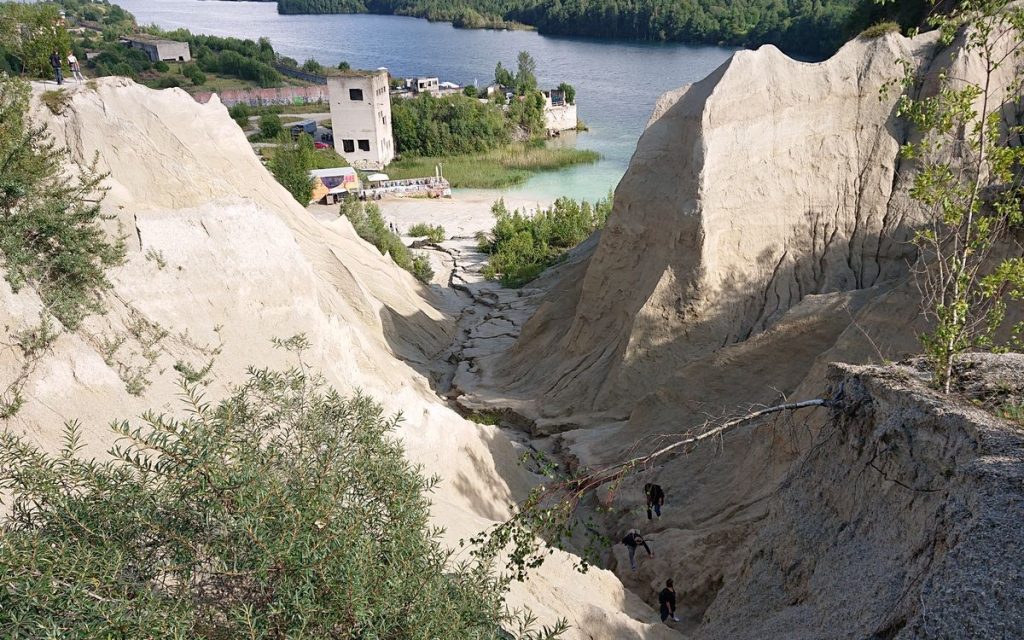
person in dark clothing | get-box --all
[645,482,665,520]
[658,579,679,623]
[49,51,63,85]
[622,529,653,571]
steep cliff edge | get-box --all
[0,78,676,639]
[698,357,1024,639]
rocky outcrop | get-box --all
[461,33,941,426]
[698,357,1024,639]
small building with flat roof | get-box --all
[121,35,191,63]
[542,88,577,133]
[309,167,359,204]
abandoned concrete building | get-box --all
[121,35,191,63]
[542,88,578,133]
[327,70,395,170]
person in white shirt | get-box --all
[67,53,85,82]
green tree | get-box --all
[480,194,612,287]
[269,134,315,204]
[0,74,125,329]
[894,0,1024,391]
[494,61,514,88]
[0,354,551,637]
[0,3,72,78]
[515,50,537,94]
[302,57,323,73]
[557,82,576,104]
[182,62,206,85]
[259,111,283,138]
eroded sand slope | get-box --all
[0,77,674,639]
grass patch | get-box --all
[388,143,600,188]
[860,21,900,39]
[39,89,71,115]
[466,410,502,425]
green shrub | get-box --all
[860,21,900,39]
[480,194,612,287]
[392,93,510,156]
[154,76,181,89]
[228,102,251,119]
[153,60,170,72]
[259,112,283,138]
[412,253,435,283]
[182,63,206,85]
[408,222,446,243]
[341,200,412,271]
[0,361,517,637]
[0,76,125,329]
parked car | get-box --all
[320,131,334,143]
[314,142,330,150]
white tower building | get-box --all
[327,70,394,170]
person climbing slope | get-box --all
[658,579,680,623]
[622,528,653,571]
[644,482,665,519]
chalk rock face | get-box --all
[480,34,936,422]
[1,78,675,640]
[452,25,1024,638]
[698,358,1024,639]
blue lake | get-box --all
[116,0,736,201]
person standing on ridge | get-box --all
[49,51,63,86]
[645,482,665,520]
[67,52,85,82]
[658,579,680,623]
[622,529,653,571]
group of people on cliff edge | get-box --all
[49,50,85,86]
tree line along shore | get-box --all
[237,0,933,59]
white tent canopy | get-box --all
[366,173,390,182]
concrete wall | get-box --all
[193,86,329,107]
[156,41,191,62]
[127,39,191,63]
[328,72,394,170]
[544,103,577,132]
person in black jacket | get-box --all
[645,482,665,520]
[49,51,64,85]
[658,579,679,623]
[622,529,652,571]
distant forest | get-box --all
[269,0,932,58]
